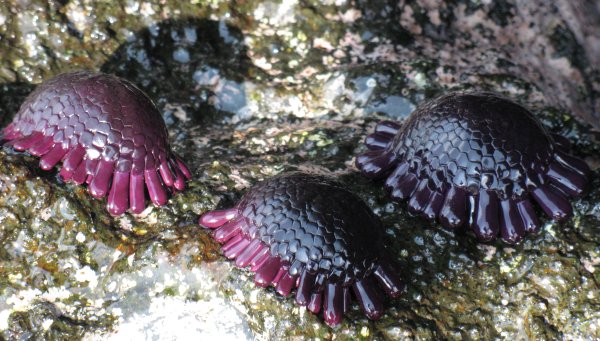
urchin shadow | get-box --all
[0,82,35,128]
[101,18,260,124]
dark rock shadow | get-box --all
[0,82,35,128]
[101,18,260,125]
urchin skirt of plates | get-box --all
[356,92,590,244]
[199,172,405,327]
[0,71,191,215]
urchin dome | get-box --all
[238,173,384,282]
[9,71,169,170]
[356,91,590,244]
[1,71,191,215]
[199,172,404,327]
[391,92,553,199]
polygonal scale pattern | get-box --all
[237,172,384,283]
[390,92,554,199]
[9,71,170,173]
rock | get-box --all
[0,0,598,339]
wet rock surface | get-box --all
[0,0,598,340]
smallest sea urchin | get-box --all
[199,172,404,327]
[0,71,191,215]
[356,92,590,243]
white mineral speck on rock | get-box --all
[76,232,86,243]
[8,272,22,283]
[413,72,427,88]
[65,3,92,32]
[124,0,139,15]
[581,256,599,273]
[41,318,54,331]
[92,296,252,341]
[313,37,334,51]
[173,48,190,63]
[322,73,346,108]
[40,207,52,220]
[139,3,155,16]
[74,266,98,289]
[7,289,42,311]
[118,216,133,231]
[253,57,272,71]
[254,0,298,26]
[165,104,191,122]
[127,254,134,267]
[0,310,10,331]
[118,278,137,292]
[479,244,497,261]
[499,262,511,273]
[43,286,71,302]
[111,307,123,317]
[59,198,77,220]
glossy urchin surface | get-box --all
[0,71,191,215]
[356,92,591,244]
[199,172,404,327]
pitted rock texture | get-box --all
[8,71,170,173]
[390,92,553,200]
[237,172,384,283]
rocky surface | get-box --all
[0,0,598,340]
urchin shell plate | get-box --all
[199,172,404,327]
[356,92,590,243]
[0,71,191,215]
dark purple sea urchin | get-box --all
[356,92,590,243]
[199,172,404,327]
[0,71,191,215]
